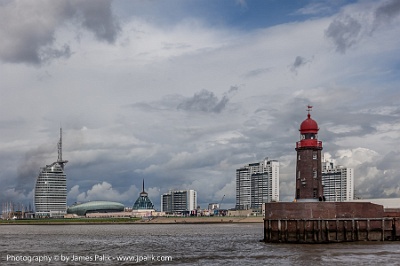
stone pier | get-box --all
[263,202,400,243]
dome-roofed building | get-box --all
[67,201,125,216]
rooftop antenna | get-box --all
[57,128,68,169]
[140,179,148,196]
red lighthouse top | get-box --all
[300,105,319,134]
[296,106,322,149]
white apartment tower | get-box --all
[236,158,279,210]
[322,160,354,202]
[161,189,197,214]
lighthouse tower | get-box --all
[295,106,324,201]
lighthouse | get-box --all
[295,106,324,201]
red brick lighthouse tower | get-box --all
[295,106,324,201]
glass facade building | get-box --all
[133,180,154,210]
[34,129,68,218]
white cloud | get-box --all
[71,182,138,203]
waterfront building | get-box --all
[132,179,154,210]
[67,201,125,216]
[208,203,219,210]
[34,129,68,218]
[132,179,155,217]
[161,189,197,214]
[295,106,323,201]
[236,158,279,210]
[322,160,354,201]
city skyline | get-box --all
[1,0,400,210]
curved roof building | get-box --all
[34,129,68,218]
[67,201,125,216]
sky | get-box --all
[1,0,400,211]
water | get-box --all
[1,223,400,265]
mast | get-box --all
[57,128,68,169]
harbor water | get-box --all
[1,223,400,265]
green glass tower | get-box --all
[132,180,154,210]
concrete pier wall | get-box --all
[264,218,400,243]
[263,202,400,243]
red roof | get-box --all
[300,113,319,133]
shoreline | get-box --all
[138,216,263,224]
[0,216,264,225]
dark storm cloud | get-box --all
[292,56,306,68]
[374,0,400,26]
[326,0,400,54]
[0,0,120,65]
[177,87,238,113]
[290,56,308,72]
[39,44,72,64]
[75,0,120,43]
[325,15,362,53]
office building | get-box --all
[236,158,279,210]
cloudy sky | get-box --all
[1,0,400,210]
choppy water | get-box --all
[1,223,400,265]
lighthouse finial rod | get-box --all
[307,105,313,118]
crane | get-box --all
[219,195,225,209]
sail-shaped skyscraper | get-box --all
[34,129,68,218]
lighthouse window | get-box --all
[313,189,317,198]
[313,169,317,178]
[313,152,317,160]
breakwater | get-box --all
[263,201,400,243]
[264,218,400,243]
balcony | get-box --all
[296,140,322,149]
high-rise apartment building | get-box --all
[161,189,197,214]
[34,129,68,218]
[322,160,354,202]
[236,158,279,210]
